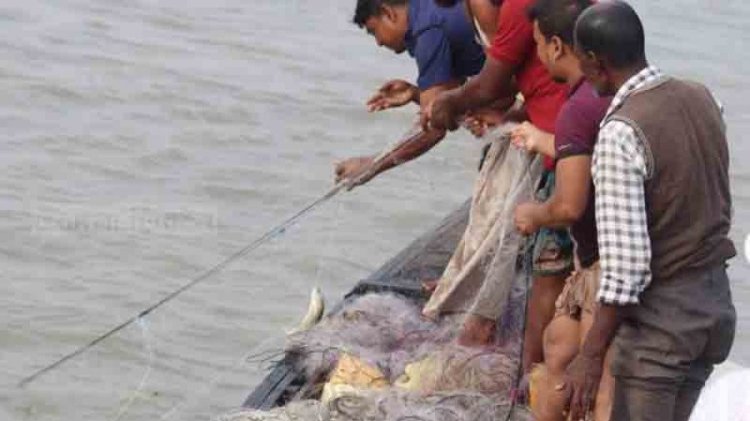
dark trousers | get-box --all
[610,265,736,421]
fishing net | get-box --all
[218,391,532,421]
[283,293,527,395]
[220,127,541,421]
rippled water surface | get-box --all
[1,1,748,420]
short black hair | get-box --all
[353,0,408,27]
[574,0,646,68]
[527,0,593,46]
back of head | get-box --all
[574,0,646,68]
[353,0,408,27]
[527,0,594,46]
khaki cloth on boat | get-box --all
[423,130,543,321]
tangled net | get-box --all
[221,127,537,421]
[285,293,525,393]
[221,292,532,421]
[219,390,531,421]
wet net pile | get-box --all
[219,391,531,421]
[219,292,533,421]
[286,292,525,392]
[219,129,540,421]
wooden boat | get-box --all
[242,201,470,410]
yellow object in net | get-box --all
[321,354,388,403]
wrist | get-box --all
[410,85,420,103]
[528,204,544,226]
[580,333,609,360]
[527,138,540,153]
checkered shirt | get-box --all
[593,66,663,306]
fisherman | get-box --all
[425,0,573,362]
[335,0,486,185]
[509,0,614,419]
[560,2,737,420]
[334,0,532,348]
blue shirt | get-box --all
[404,0,486,90]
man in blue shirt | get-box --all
[335,0,486,183]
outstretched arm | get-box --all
[335,82,456,186]
[366,79,420,112]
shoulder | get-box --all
[569,82,611,117]
[496,0,534,26]
[556,85,611,147]
[488,0,534,64]
[597,120,650,172]
[593,120,650,179]
[469,0,499,38]
[675,78,724,114]
[409,0,445,34]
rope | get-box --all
[505,152,537,421]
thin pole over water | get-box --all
[18,128,425,388]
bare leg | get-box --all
[523,274,567,373]
[533,314,580,421]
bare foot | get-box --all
[457,314,496,347]
[421,278,439,295]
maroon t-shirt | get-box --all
[554,79,612,267]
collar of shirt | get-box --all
[600,65,664,127]
[404,0,447,54]
[568,77,586,98]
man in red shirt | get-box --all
[427,0,570,373]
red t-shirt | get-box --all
[488,0,567,167]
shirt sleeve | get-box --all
[413,27,454,90]
[555,103,596,159]
[593,120,652,305]
[487,0,533,67]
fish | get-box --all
[287,287,325,335]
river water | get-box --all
[0,1,747,420]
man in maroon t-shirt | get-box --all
[425,0,572,371]
[510,1,614,420]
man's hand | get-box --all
[463,107,505,138]
[426,90,461,131]
[559,353,604,420]
[367,80,418,112]
[510,122,546,153]
[334,156,375,186]
[514,202,541,235]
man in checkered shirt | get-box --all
[559,2,737,421]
